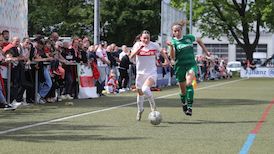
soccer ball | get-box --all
[148,111,162,125]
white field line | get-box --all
[0,78,246,135]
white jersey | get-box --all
[132,41,161,75]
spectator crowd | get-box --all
[0,30,231,110]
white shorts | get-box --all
[135,73,157,89]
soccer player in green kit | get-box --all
[167,21,210,116]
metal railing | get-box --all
[5,61,78,104]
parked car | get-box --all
[262,54,274,67]
[227,61,242,77]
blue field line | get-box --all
[239,133,256,154]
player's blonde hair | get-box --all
[172,20,187,30]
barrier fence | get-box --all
[3,61,177,104]
[4,61,83,104]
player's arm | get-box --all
[129,43,144,59]
[196,37,210,57]
[166,41,175,61]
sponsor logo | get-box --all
[177,44,193,50]
[245,69,267,75]
[185,39,192,44]
[242,68,274,77]
[138,50,156,56]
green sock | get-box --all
[186,85,194,108]
[179,93,186,104]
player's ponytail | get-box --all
[172,20,187,30]
[133,34,141,43]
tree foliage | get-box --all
[28,0,94,37]
[262,1,274,30]
[100,0,161,46]
[170,0,204,28]
[171,0,273,61]
[28,0,161,46]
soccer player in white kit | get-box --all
[130,30,170,121]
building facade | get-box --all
[192,27,274,62]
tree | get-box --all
[171,0,273,61]
[100,0,161,46]
[28,0,94,37]
[170,0,204,33]
[262,1,274,30]
[28,0,161,46]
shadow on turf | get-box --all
[157,98,269,108]
[39,95,269,108]
[0,96,267,119]
[0,122,115,132]
[0,123,147,142]
[0,95,267,140]
[164,120,259,125]
[0,134,147,142]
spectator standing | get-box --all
[3,36,23,106]
[15,38,33,105]
[118,45,131,92]
[50,32,59,44]
[47,41,67,102]
[33,39,53,104]
[107,44,119,78]
[96,42,110,96]
[61,39,76,100]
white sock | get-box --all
[142,85,156,111]
[137,95,144,112]
[147,95,156,111]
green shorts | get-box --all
[174,65,198,82]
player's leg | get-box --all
[136,89,144,121]
[175,66,187,113]
[179,82,187,113]
[185,66,198,116]
[142,76,157,112]
[136,74,145,121]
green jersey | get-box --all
[171,34,196,67]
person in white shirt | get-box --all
[119,45,128,61]
[130,30,170,121]
[96,42,110,96]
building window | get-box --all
[236,44,267,61]
[204,44,228,59]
